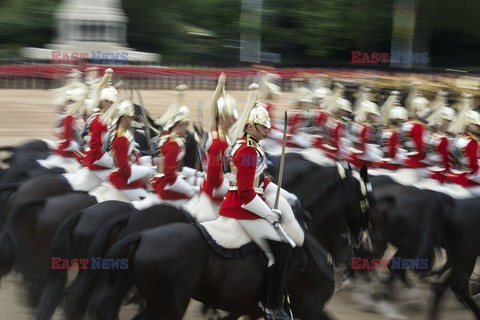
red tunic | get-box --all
[401,121,427,168]
[322,117,345,160]
[347,122,376,168]
[426,133,450,183]
[200,129,229,201]
[84,115,109,170]
[375,129,401,170]
[286,112,304,148]
[108,133,145,189]
[289,112,302,135]
[312,110,328,148]
[56,114,81,160]
[219,136,271,220]
[150,133,190,200]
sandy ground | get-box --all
[0,89,475,319]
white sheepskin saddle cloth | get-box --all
[64,167,107,192]
[88,182,149,203]
[200,192,305,258]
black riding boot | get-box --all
[264,240,293,320]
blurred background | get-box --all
[0,0,479,69]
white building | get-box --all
[22,0,159,63]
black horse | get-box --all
[35,202,192,320]
[427,196,480,320]
[88,165,375,320]
[0,192,97,307]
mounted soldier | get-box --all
[401,83,430,169]
[150,85,203,204]
[257,71,283,143]
[375,91,408,170]
[310,81,335,149]
[83,68,118,174]
[286,86,315,148]
[55,85,88,161]
[320,83,352,160]
[51,69,84,139]
[447,93,480,188]
[187,73,238,221]
[424,91,455,183]
[220,83,299,320]
[99,97,155,201]
[346,88,381,168]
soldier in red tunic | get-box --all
[151,85,202,203]
[220,84,294,320]
[401,89,430,169]
[201,73,238,201]
[83,69,118,174]
[104,99,155,199]
[55,86,88,161]
[257,71,283,143]
[447,94,480,187]
[321,83,352,160]
[346,98,381,168]
[285,86,315,148]
[424,91,455,183]
[375,92,408,170]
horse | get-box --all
[427,196,480,320]
[88,165,375,320]
[0,192,97,307]
[345,179,455,318]
[35,202,192,320]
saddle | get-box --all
[197,207,334,284]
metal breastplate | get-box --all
[381,129,394,157]
[426,133,445,167]
[223,136,266,194]
[450,136,470,171]
[400,122,415,152]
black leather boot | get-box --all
[264,240,293,320]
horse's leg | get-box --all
[429,273,453,320]
[449,256,480,320]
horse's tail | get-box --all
[0,198,46,278]
[35,210,83,320]
[90,232,142,320]
[65,212,131,320]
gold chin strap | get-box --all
[253,123,267,139]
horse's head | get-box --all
[307,163,376,253]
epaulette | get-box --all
[170,132,185,147]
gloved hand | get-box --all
[195,171,205,178]
[188,185,200,198]
[264,208,282,225]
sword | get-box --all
[272,111,296,248]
